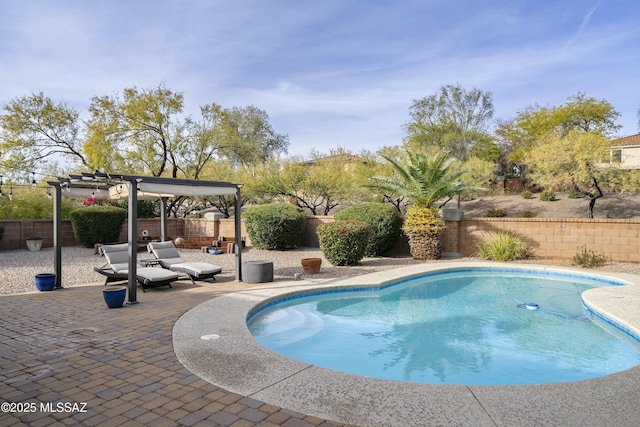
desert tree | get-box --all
[217,105,289,166]
[496,92,621,182]
[405,84,497,162]
[0,92,88,176]
[526,130,631,218]
[252,150,357,215]
[84,84,184,177]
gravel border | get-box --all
[3,245,640,295]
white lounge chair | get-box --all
[147,241,222,284]
[95,243,179,292]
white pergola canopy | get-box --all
[48,172,244,304]
[109,182,238,199]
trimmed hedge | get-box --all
[69,205,127,248]
[334,203,402,256]
[243,203,307,250]
[317,220,371,266]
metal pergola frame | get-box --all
[48,172,243,304]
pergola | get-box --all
[47,172,243,304]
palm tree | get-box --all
[368,152,467,260]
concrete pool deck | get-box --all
[174,262,640,426]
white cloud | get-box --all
[1,0,638,160]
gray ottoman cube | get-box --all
[242,260,274,283]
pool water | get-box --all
[247,269,640,385]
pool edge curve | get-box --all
[173,261,640,427]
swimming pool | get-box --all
[248,268,640,385]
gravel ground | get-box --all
[460,192,640,219]
[3,245,640,295]
[0,246,423,295]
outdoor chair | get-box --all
[94,243,179,292]
[147,241,222,284]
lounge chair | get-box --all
[94,243,179,292]
[147,241,222,284]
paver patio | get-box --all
[0,277,351,426]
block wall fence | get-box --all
[2,216,640,262]
[444,217,640,262]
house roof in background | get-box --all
[304,153,365,166]
[611,133,640,147]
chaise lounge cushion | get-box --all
[98,243,179,289]
[147,241,222,282]
[169,261,221,276]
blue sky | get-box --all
[1,0,639,158]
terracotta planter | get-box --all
[301,258,322,274]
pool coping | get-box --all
[173,262,640,426]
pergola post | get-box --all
[127,179,138,304]
[53,184,63,289]
[234,186,242,281]
[160,197,168,241]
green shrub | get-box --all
[317,220,371,266]
[571,246,608,268]
[486,208,507,217]
[243,203,307,250]
[69,205,127,248]
[114,199,157,218]
[540,190,555,201]
[521,190,534,199]
[567,189,581,199]
[474,232,529,261]
[334,203,402,256]
[521,210,537,218]
[0,188,77,219]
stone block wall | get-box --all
[4,216,640,264]
[301,216,334,247]
[442,217,640,262]
[0,220,73,250]
[217,218,248,244]
[115,218,185,243]
[0,218,184,250]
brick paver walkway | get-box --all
[0,278,352,426]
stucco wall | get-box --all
[620,146,640,169]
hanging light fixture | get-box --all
[31,171,37,188]
[8,185,13,201]
[0,175,3,197]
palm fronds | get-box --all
[368,152,467,208]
